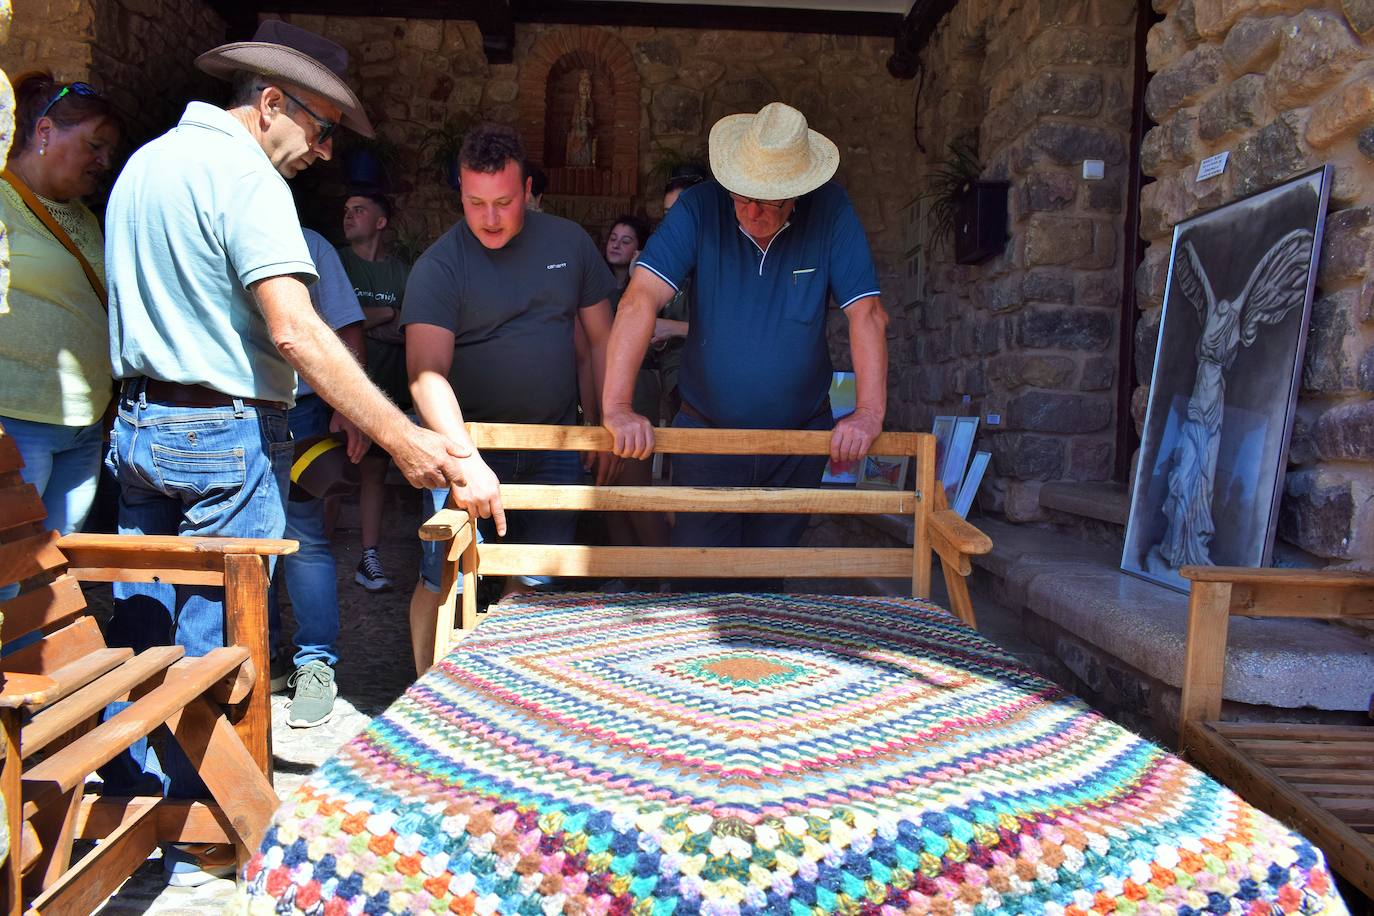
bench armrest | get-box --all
[58,533,297,558]
[0,671,59,709]
[419,508,474,542]
[929,510,993,558]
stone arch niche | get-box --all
[520,27,639,210]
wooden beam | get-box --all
[468,422,925,456]
[224,554,273,779]
[28,800,158,916]
[74,797,234,845]
[513,1,904,37]
[497,485,915,514]
[475,544,911,579]
[1178,580,1231,733]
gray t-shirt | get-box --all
[401,210,615,424]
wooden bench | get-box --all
[419,423,992,663]
[1178,564,1374,901]
[0,426,290,913]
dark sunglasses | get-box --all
[276,86,337,146]
[728,192,790,211]
[37,82,100,121]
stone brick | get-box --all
[1070,440,1113,480]
[1028,122,1126,166]
[1018,305,1114,350]
[1221,15,1285,72]
[1343,0,1374,35]
[1021,170,1077,212]
[1023,270,1075,303]
[1146,19,1189,73]
[1004,479,1047,522]
[407,20,442,52]
[1141,110,1199,176]
[1080,355,1116,390]
[1317,208,1372,286]
[1359,128,1374,160]
[1267,11,1364,109]
[675,58,725,91]
[651,84,702,136]
[1197,74,1269,142]
[1027,70,1103,118]
[1032,28,1131,69]
[714,75,778,111]
[1279,470,1357,559]
[992,433,1066,481]
[1194,0,1298,39]
[1008,390,1112,433]
[1144,45,1223,122]
[1131,384,1150,433]
[989,354,1077,389]
[1360,344,1374,390]
[1231,113,1314,197]
[484,78,518,104]
[1076,274,1120,308]
[1025,214,1093,266]
[1086,175,1124,212]
[1306,78,1374,149]
[1302,290,1357,393]
[1314,401,1374,460]
[359,39,395,63]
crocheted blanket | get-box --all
[233,593,1347,915]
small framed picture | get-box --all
[822,372,860,485]
[857,455,910,491]
[931,416,956,480]
[941,417,979,501]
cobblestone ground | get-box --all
[91,491,1041,913]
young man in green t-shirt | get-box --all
[338,188,410,591]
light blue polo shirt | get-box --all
[106,101,317,405]
[635,180,881,429]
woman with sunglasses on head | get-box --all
[0,73,121,536]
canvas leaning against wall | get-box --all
[1122,165,1331,593]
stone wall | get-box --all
[277,13,918,325]
[887,0,1138,519]
[0,0,225,152]
[1140,0,1374,565]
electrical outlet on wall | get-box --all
[986,413,1001,426]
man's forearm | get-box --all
[411,373,476,455]
[257,278,405,446]
[848,298,890,421]
[602,288,657,414]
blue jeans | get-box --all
[418,449,581,590]
[269,394,339,668]
[670,408,830,590]
[0,414,104,535]
[100,380,292,798]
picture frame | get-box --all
[821,372,859,485]
[857,455,910,491]
[953,451,990,518]
[941,417,979,502]
[1122,165,1331,593]
[931,416,956,481]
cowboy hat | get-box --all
[196,19,374,138]
[708,102,837,201]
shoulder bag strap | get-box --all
[1,168,108,309]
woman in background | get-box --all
[0,73,121,535]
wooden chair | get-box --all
[1177,564,1374,900]
[0,425,290,914]
[419,423,992,663]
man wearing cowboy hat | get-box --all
[603,102,889,561]
[100,20,467,873]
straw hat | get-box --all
[196,20,374,138]
[709,103,837,201]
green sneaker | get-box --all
[285,661,337,728]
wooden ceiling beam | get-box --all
[208,1,901,46]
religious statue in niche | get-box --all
[564,70,597,167]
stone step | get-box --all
[971,518,1374,714]
[1037,480,1128,526]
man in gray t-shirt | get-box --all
[402,123,616,673]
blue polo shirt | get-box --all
[636,180,880,429]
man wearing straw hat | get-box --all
[100,20,468,882]
[603,102,889,559]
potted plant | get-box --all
[421,113,476,192]
[924,142,1008,265]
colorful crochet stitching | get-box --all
[233,593,1348,915]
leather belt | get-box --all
[678,400,715,426]
[130,378,287,411]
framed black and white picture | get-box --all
[1122,165,1331,592]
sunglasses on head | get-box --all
[37,82,99,121]
[276,86,337,146]
[728,192,790,211]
